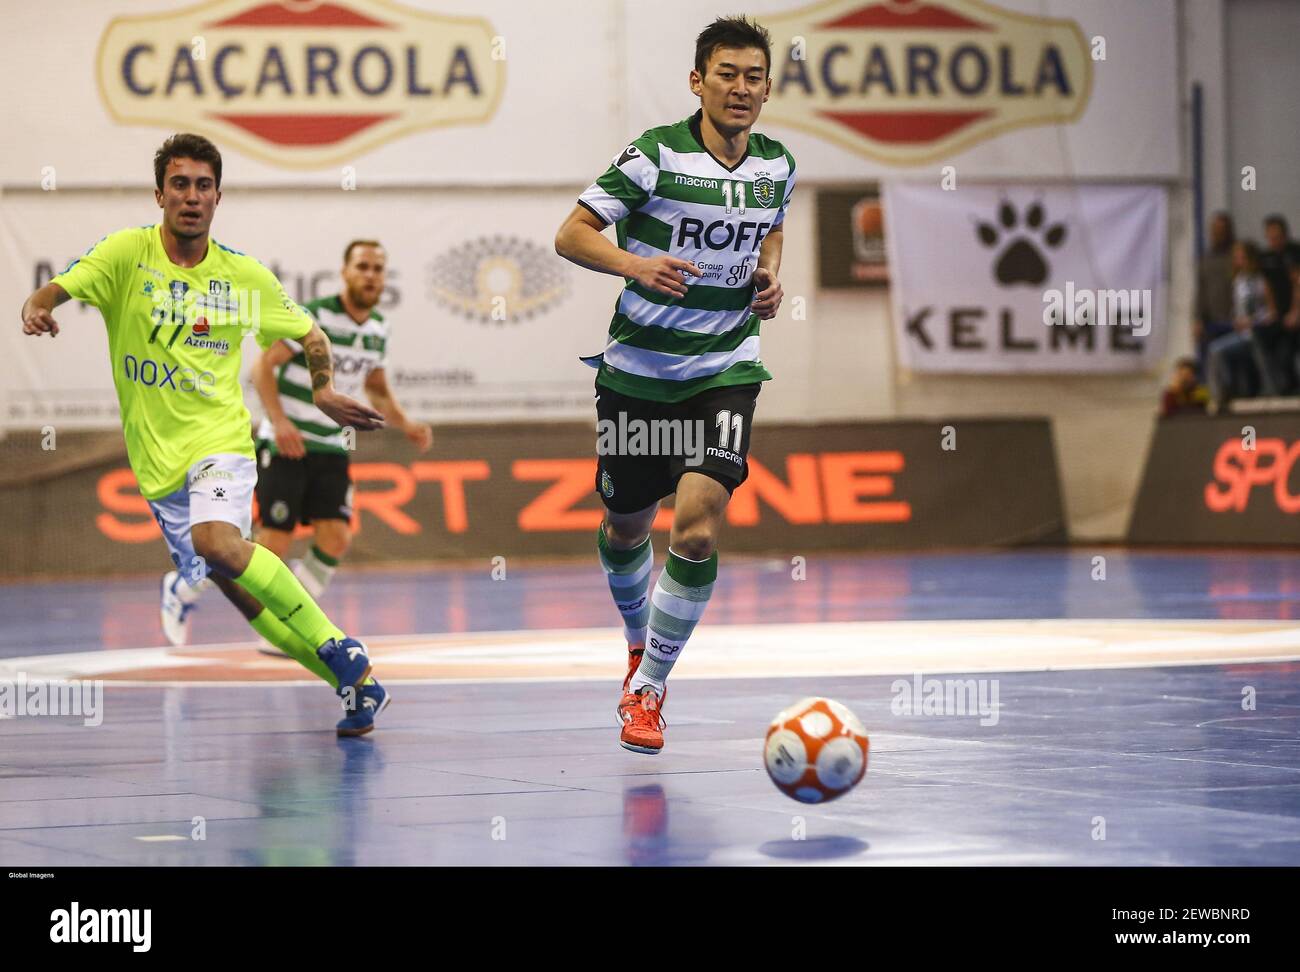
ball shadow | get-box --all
[759,835,869,861]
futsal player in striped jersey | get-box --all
[555,16,796,753]
[253,241,429,606]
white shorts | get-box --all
[147,453,256,582]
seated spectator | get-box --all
[1205,240,1276,410]
[1193,211,1235,378]
[1257,215,1300,393]
[1161,356,1210,417]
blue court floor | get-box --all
[1,549,1298,865]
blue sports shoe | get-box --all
[317,637,373,694]
[337,680,392,737]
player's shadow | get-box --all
[759,836,869,861]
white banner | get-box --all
[0,0,617,187]
[883,182,1168,373]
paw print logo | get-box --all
[213,487,226,499]
[976,201,1067,286]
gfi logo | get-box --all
[649,636,681,656]
[50,902,151,952]
[97,0,505,168]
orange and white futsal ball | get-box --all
[764,697,870,803]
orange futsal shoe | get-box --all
[618,688,666,755]
[623,643,668,706]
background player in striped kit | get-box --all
[249,240,430,654]
[160,241,432,652]
[555,16,795,754]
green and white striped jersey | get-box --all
[256,294,388,455]
[578,109,796,403]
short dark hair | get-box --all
[694,16,772,77]
[1176,356,1198,371]
[343,239,384,265]
[1264,214,1289,236]
[154,133,222,191]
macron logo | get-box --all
[347,645,366,662]
[50,902,151,952]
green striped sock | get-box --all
[597,526,653,645]
[293,543,339,599]
[631,548,718,695]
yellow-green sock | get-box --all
[235,545,345,651]
[249,609,337,687]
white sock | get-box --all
[173,573,209,605]
[293,544,337,600]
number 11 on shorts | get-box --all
[716,410,743,451]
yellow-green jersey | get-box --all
[52,224,314,500]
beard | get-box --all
[347,285,381,310]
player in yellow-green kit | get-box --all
[19,133,391,736]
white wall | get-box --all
[1224,0,1300,238]
[1186,0,1230,219]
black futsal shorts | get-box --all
[593,380,760,514]
[255,444,354,529]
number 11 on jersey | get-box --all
[722,180,746,215]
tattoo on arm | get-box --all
[302,329,333,392]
